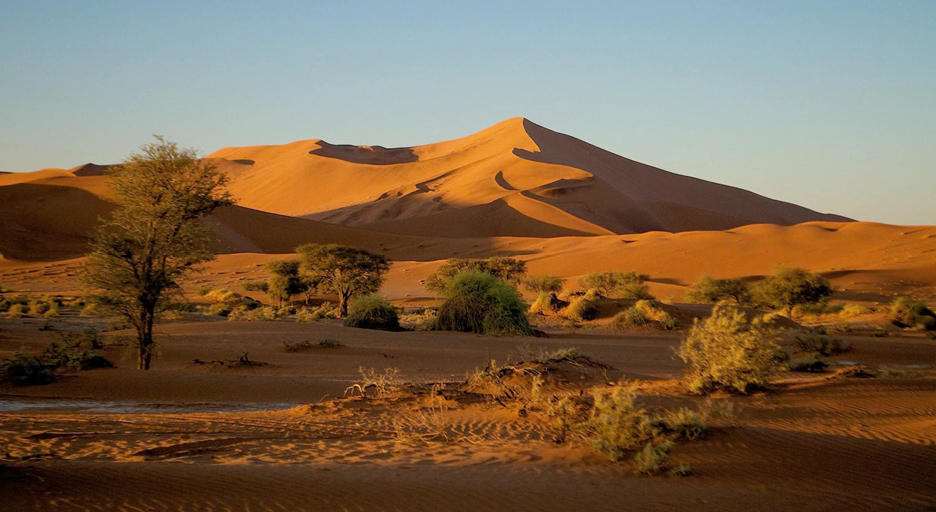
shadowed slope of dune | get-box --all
[209,118,850,238]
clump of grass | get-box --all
[839,304,872,318]
[295,302,339,322]
[888,297,936,331]
[529,292,568,316]
[0,350,57,385]
[562,289,600,321]
[344,294,400,331]
[661,408,707,441]
[612,300,679,331]
[398,307,437,330]
[669,462,693,477]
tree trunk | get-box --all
[338,291,350,317]
[137,309,155,370]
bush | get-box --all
[661,408,707,441]
[583,386,662,461]
[0,350,57,385]
[344,294,400,331]
[433,271,533,336]
[283,337,343,352]
[752,267,833,315]
[633,441,673,475]
[612,300,679,331]
[684,275,750,305]
[523,275,565,294]
[579,272,653,300]
[678,304,783,394]
[6,304,27,317]
[888,297,936,331]
[563,290,599,321]
[839,304,872,318]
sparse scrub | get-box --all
[788,353,828,372]
[877,367,925,379]
[344,294,400,331]
[529,292,568,316]
[633,441,673,475]
[0,350,57,385]
[684,275,751,305]
[661,408,707,441]
[295,302,339,322]
[678,304,783,394]
[398,307,437,330]
[228,305,279,322]
[297,244,390,317]
[583,385,662,461]
[579,272,653,300]
[345,367,402,397]
[793,333,850,356]
[888,297,936,331]
[282,337,343,352]
[839,304,872,318]
[433,270,533,336]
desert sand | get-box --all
[1,119,934,511]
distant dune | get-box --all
[209,118,850,238]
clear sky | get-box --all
[1,1,933,225]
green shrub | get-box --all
[684,275,750,305]
[344,294,400,331]
[579,272,653,300]
[0,350,57,385]
[296,302,339,322]
[888,297,936,331]
[678,304,783,394]
[563,290,599,321]
[433,271,532,336]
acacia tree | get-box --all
[578,271,652,299]
[753,267,832,316]
[265,260,306,308]
[297,244,389,316]
[85,136,233,370]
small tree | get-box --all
[296,244,389,317]
[265,260,305,308]
[523,275,565,294]
[578,271,652,300]
[85,136,233,370]
[425,257,527,293]
[753,267,832,316]
[684,275,750,305]
[678,304,782,394]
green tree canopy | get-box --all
[297,244,389,316]
[425,257,527,293]
[85,136,233,369]
[684,275,751,305]
[578,271,652,300]
[523,275,565,294]
[753,267,832,316]
[265,260,305,308]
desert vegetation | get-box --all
[678,304,783,394]
[888,297,936,331]
[578,272,653,300]
[433,270,533,336]
[425,257,527,293]
[343,294,400,331]
[684,275,751,305]
[83,137,233,369]
[297,244,390,317]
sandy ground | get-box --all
[1,315,934,511]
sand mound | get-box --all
[208,117,849,238]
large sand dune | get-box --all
[208,118,850,238]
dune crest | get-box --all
[207,117,849,238]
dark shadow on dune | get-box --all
[231,159,255,165]
[310,141,418,165]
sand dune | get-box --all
[208,118,849,238]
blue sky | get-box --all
[1,1,933,224]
